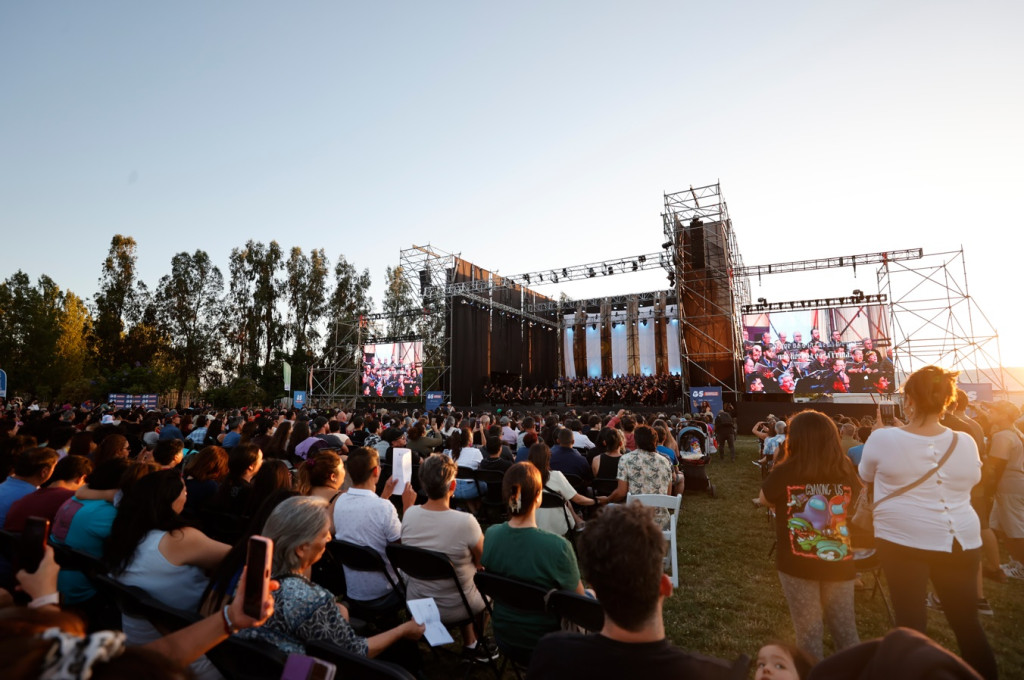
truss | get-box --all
[399,244,456,399]
[309,320,362,410]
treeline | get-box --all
[0,235,426,406]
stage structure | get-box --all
[309,319,362,410]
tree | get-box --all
[284,247,330,361]
[224,240,284,381]
[155,250,226,401]
[53,291,93,392]
[327,254,373,339]
[382,265,417,337]
[93,235,145,372]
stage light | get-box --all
[641,320,648,327]
[757,297,767,305]
[461,299,467,305]
[662,241,672,249]
[638,255,646,264]
[524,274,530,284]
[588,268,596,277]
[590,323,597,330]
[563,268,568,277]
[632,261,638,271]
[538,274,543,281]
[852,289,864,299]
[552,274,558,283]
[607,267,614,276]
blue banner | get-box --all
[425,391,445,412]
[293,391,307,409]
[958,382,993,404]
[0,369,7,398]
[689,387,723,416]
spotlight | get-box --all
[662,241,673,249]
[852,289,864,298]
[607,266,614,276]
[638,255,646,264]
[632,261,638,271]
[641,320,648,327]
[552,274,559,283]
[461,299,467,305]
[757,297,767,305]
[588,268,596,278]
[562,268,568,277]
[524,274,530,284]
[590,323,597,330]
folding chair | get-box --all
[49,541,107,576]
[93,573,200,634]
[307,639,416,680]
[853,548,894,625]
[473,571,552,679]
[475,468,508,523]
[626,493,682,587]
[384,543,497,676]
[205,634,288,680]
[545,589,604,633]
[540,490,573,539]
[591,477,620,500]
[326,540,405,624]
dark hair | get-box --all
[13,447,59,478]
[296,450,342,494]
[503,462,542,517]
[67,432,95,457]
[85,458,132,491]
[184,446,229,482]
[408,423,425,441]
[106,470,188,574]
[521,416,535,431]
[579,502,665,631]
[485,436,501,456]
[903,366,958,422]
[522,431,538,448]
[265,420,292,459]
[46,455,93,485]
[527,442,552,485]
[287,421,310,459]
[242,460,293,517]
[556,427,574,447]
[856,426,872,444]
[347,446,380,486]
[633,425,656,452]
[152,439,184,467]
[775,411,860,487]
[446,428,471,462]
[227,444,261,481]
[94,434,129,466]
[757,641,815,680]
[120,461,161,494]
[418,453,456,500]
[205,416,225,443]
[599,427,624,452]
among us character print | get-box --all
[785,483,853,562]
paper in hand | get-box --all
[391,447,413,495]
[406,598,454,646]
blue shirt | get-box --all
[847,444,865,466]
[50,498,118,603]
[159,425,185,442]
[657,445,678,465]
[515,445,531,463]
[222,431,242,448]
[550,445,592,482]
[0,477,38,527]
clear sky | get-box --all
[2,2,1021,374]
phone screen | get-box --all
[243,536,273,619]
[20,516,50,574]
[880,403,895,426]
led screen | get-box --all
[361,341,423,398]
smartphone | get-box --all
[880,402,895,426]
[19,516,50,574]
[281,654,336,680]
[243,536,273,619]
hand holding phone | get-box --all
[880,402,895,426]
[19,516,50,574]
[243,536,273,619]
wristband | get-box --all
[29,592,60,609]
[222,605,237,634]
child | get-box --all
[754,642,813,680]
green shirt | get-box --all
[481,523,580,651]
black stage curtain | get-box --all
[450,261,490,404]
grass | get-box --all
[427,435,1024,678]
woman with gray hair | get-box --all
[236,496,424,662]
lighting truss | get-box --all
[458,293,557,328]
[735,249,923,281]
[526,288,676,313]
[741,293,888,314]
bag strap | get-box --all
[874,432,958,509]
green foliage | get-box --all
[203,376,267,407]
[382,265,417,337]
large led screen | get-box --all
[741,304,894,395]
[361,341,423,398]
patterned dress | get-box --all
[236,574,368,655]
[617,449,674,525]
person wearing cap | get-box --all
[499,416,518,448]
[381,427,410,465]
[158,411,185,443]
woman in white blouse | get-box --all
[860,366,996,680]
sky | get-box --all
[2,2,1022,378]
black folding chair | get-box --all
[540,491,573,539]
[545,589,604,633]
[591,477,620,500]
[205,634,288,680]
[198,508,245,545]
[385,543,498,676]
[326,540,405,624]
[307,639,416,680]
[475,469,507,522]
[473,571,552,679]
[92,573,200,634]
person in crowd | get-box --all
[4,455,92,532]
[860,366,996,680]
[599,426,674,511]
[529,443,596,535]
[0,447,59,527]
[93,434,130,466]
[516,431,538,463]
[333,446,415,605]
[400,454,493,662]
[406,421,443,458]
[203,415,226,447]
[984,400,1024,580]
[548,427,593,487]
[517,416,538,450]
[221,416,244,449]
[758,411,862,662]
[212,443,263,516]
[106,470,232,679]
[479,436,513,474]
[235,496,424,668]
[187,415,209,448]
[241,459,294,518]
[442,428,485,508]
[527,502,737,678]
[295,449,345,506]
[757,420,788,468]
[182,446,229,518]
[754,642,814,680]
[159,411,185,442]
[482,462,585,661]
[500,416,519,448]
[152,439,184,470]
[845,426,872,467]
[591,427,625,480]
[714,408,736,462]
[380,426,408,464]
[264,419,292,460]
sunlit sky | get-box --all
[2,2,1021,378]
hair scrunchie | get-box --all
[508,486,522,513]
[39,627,127,680]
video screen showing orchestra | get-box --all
[741,304,894,395]
[361,341,423,399]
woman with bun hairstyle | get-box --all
[859,366,995,680]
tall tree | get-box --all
[382,265,417,337]
[284,247,330,361]
[53,291,93,391]
[93,235,145,372]
[155,250,226,400]
[224,240,284,380]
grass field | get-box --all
[435,435,1024,678]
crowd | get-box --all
[0,379,1018,679]
[742,329,895,394]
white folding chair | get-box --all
[626,493,682,587]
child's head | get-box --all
[754,642,813,680]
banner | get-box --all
[293,391,307,409]
[425,391,445,412]
[0,369,6,398]
[689,387,723,416]
[958,382,993,403]
[283,361,291,392]
[107,393,159,409]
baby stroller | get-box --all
[677,422,715,498]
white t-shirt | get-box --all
[333,488,402,600]
[537,470,577,536]
[443,447,483,470]
[860,427,981,551]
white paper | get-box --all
[406,597,454,646]
[391,447,413,495]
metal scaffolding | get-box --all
[398,245,457,398]
[309,319,362,410]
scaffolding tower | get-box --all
[309,319,363,410]
[399,244,457,399]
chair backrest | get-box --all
[326,540,401,593]
[540,490,567,509]
[205,634,288,680]
[93,573,200,633]
[0,529,17,562]
[546,589,605,633]
[306,640,416,680]
[562,473,588,494]
[49,540,107,576]
[591,477,619,497]
[385,543,456,582]
[626,493,682,532]
[473,571,549,615]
